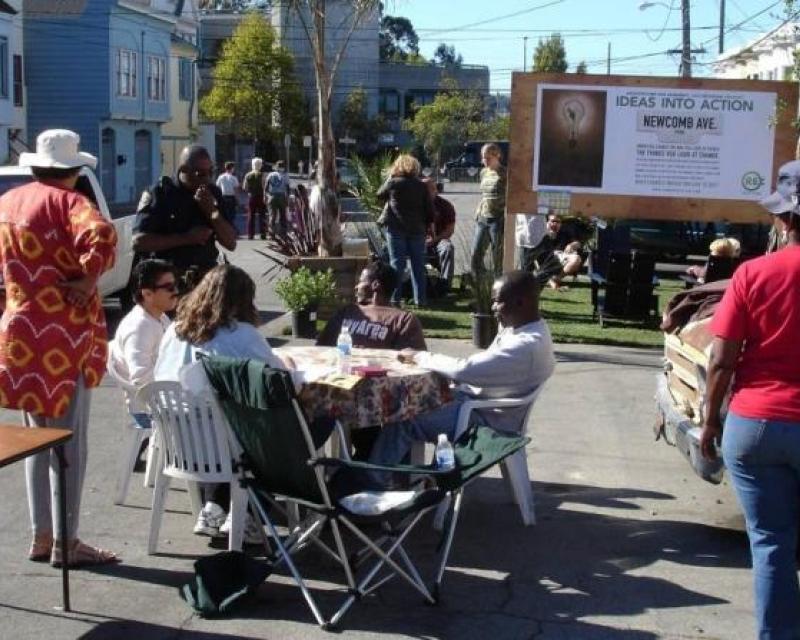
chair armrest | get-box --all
[314,456,457,477]
[455,396,534,440]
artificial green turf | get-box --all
[415,276,684,348]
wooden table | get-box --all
[0,425,72,611]
[275,346,452,430]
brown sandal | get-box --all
[28,531,53,562]
[51,539,120,568]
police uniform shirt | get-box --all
[134,177,224,271]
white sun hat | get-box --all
[19,129,97,170]
[760,159,800,215]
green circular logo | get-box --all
[741,171,764,191]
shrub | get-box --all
[274,267,336,312]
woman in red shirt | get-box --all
[701,161,800,640]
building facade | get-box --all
[24,0,198,205]
[0,1,24,165]
[714,22,798,81]
[161,0,200,178]
[199,2,490,158]
[377,61,490,147]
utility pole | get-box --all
[718,0,726,54]
[523,36,528,72]
[607,42,611,74]
[681,0,691,77]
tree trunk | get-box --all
[313,1,342,256]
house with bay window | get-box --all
[24,0,197,206]
[0,1,24,165]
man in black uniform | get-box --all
[133,145,237,291]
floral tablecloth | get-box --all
[275,346,452,430]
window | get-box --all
[12,54,21,106]
[116,49,137,97]
[178,58,193,101]
[147,56,166,102]
[379,90,399,116]
[0,38,8,99]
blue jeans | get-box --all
[471,216,504,274]
[722,410,800,640]
[386,229,427,305]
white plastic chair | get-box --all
[138,381,249,554]
[105,356,159,505]
[435,385,545,528]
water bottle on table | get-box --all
[435,434,455,470]
[336,325,353,374]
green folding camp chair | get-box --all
[201,355,529,629]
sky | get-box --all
[387,0,790,93]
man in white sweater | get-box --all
[108,259,178,426]
[369,270,555,470]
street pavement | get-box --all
[0,187,757,640]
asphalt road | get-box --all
[0,184,758,640]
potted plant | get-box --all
[274,267,336,339]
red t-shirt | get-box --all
[710,246,800,422]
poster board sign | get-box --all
[505,73,798,270]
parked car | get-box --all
[0,165,137,307]
[445,140,510,171]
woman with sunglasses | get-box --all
[108,259,179,429]
[153,264,289,541]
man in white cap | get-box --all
[0,129,119,566]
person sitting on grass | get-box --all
[367,270,555,481]
[317,261,427,351]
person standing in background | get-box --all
[216,162,240,230]
[265,160,291,237]
[0,129,119,567]
[376,154,433,306]
[242,158,267,240]
[471,143,507,275]
[133,145,237,292]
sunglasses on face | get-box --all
[152,282,178,292]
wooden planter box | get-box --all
[287,256,371,321]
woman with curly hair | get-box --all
[153,264,287,541]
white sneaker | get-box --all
[193,502,226,537]
[219,511,263,545]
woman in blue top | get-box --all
[154,264,288,540]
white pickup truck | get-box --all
[0,165,136,306]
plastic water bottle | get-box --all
[435,434,455,470]
[336,325,353,374]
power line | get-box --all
[419,0,565,36]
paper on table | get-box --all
[317,373,363,390]
[294,364,338,384]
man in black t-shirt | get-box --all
[133,145,237,290]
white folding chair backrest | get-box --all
[138,381,234,483]
[453,384,545,441]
